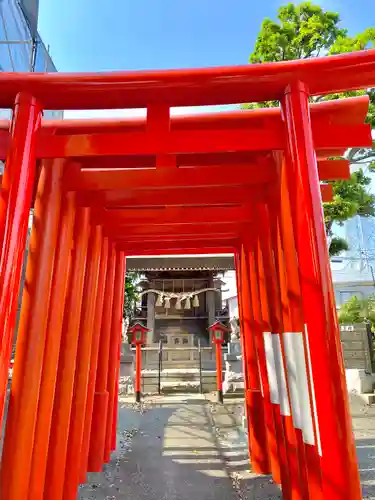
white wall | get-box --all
[331,258,375,307]
[220,261,375,313]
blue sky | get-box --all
[36,1,375,242]
[37,0,375,121]
[38,0,375,73]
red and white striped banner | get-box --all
[263,330,321,454]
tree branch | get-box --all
[348,147,375,162]
[351,152,375,162]
[314,95,325,102]
[351,160,375,165]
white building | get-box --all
[332,214,375,307]
[332,258,375,308]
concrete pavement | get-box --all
[78,394,281,500]
[351,394,375,499]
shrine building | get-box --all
[127,255,234,346]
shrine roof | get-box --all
[126,255,235,272]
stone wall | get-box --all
[340,323,372,372]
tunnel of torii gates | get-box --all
[0,50,372,500]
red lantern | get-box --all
[127,322,149,345]
[127,322,150,402]
[208,320,230,345]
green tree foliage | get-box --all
[248,2,375,256]
[338,296,364,324]
[338,294,375,327]
[250,3,346,63]
[324,169,375,245]
[328,236,349,256]
[123,272,139,320]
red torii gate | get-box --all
[0,49,373,500]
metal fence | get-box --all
[126,334,220,394]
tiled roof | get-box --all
[126,255,235,272]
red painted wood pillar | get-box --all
[239,239,270,474]
[281,82,361,500]
[272,157,323,499]
[255,211,292,494]
[234,252,246,377]
[110,255,126,452]
[0,159,64,500]
[88,242,116,471]
[43,207,91,500]
[258,198,304,500]
[245,213,283,488]
[135,342,142,403]
[27,192,76,500]
[104,249,125,462]
[215,341,224,403]
[111,255,126,452]
[0,93,42,430]
[111,345,121,451]
[63,223,103,500]
[80,236,109,481]
[234,251,254,469]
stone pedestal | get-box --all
[119,343,134,395]
[226,339,242,358]
[223,341,243,394]
[345,368,375,395]
[120,342,133,363]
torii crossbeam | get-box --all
[0,49,374,500]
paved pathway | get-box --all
[75,392,375,499]
[3,376,375,498]
[79,394,281,500]
[351,394,375,499]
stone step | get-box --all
[142,368,217,374]
[142,368,219,382]
[139,369,219,394]
[144,365,216,372]
[161,380,201,393]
